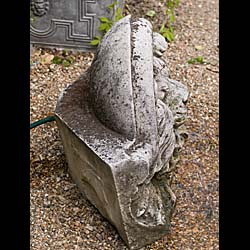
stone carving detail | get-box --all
[31,0,49,17]
[30,0,125,51]
[30,0,96,41]
[129,32,188,229]
[55,15,188,249]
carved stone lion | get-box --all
[55,15,188,249]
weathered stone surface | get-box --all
[55,15,188,249]
[30,0,124,51]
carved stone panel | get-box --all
[30,0,124,51]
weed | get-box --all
[52,56,62,65]
[187,56,206,64]
[52,55,75,67]
[159,0,180,42]
[146,10,156,18]
[98,16,114,33]
[90,36,101,46]
[90,1,124,46]
[160,25,174,42]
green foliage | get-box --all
[187,56,205,64]
[98,17,113,33]
[159,0,180,42]
[52,55,75,67]
[52,56,62,64]
[66,55,75,64]
[160,25,174,42]
[114,7,123,22]
[146,10,156,18]
[90,1,124,46]
[99,16,109,23]
[166,0,179,9]
[90,36,101,46]
[62,60,70,67]
[90,0,180,45]
[208,143,215,151]
[107,1,118,10]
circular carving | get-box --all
[31,0,49,17]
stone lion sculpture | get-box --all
[55,15,188,249]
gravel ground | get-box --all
[30,0,219,249]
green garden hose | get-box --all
[30,115,55,129]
